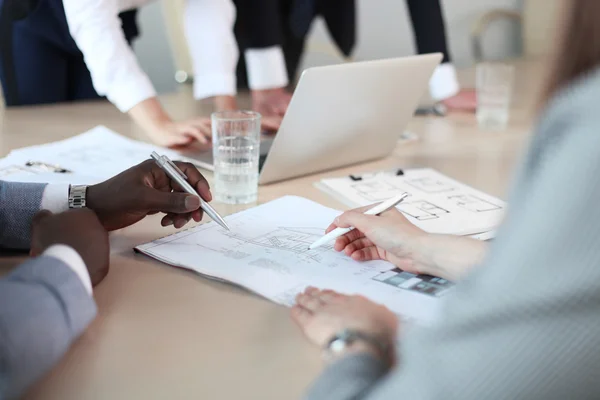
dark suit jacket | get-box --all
[233,0,355,88]
[233,0,451,88]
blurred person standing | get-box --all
[0,0,251,148]
[232,0,476,116]
[232,0,355,118]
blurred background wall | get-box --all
[134,0,522,94]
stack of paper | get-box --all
[0,126,189,185]
[316,168,506,237]
[137,196,453,325]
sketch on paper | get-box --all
[397,201,450,221]
[373,268,453,297]
[317,169,506,236]
[449,194,502,213]
[200,227,336,264]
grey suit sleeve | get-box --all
[305,92,600,399]
[0,181,46,250]
[304,354,389,400]
[0,256,97,399]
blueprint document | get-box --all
[317,168,506,236]
[136,196,453,325]
[0,126,188,185]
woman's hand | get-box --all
[327,206,427,275]
[129,97,212,149]
[329,205,490,281]
[292,287,398,361]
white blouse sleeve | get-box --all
[63,0,157,112]
[184,0,240,99]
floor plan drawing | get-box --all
[397,201,450,221]
[217,227,336,264]
[449,194,502,212]
[318,169,507,235]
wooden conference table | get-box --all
[0,60,544,399]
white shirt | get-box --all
[62,0,287,112]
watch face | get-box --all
[69,185,88,208]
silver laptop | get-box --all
[190,54,442,185]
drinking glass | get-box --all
[211,111,261,204]
[476,63,515,131]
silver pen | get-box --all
[151,151,231,231]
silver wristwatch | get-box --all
[324,329,389,361]
[68,185,88,208]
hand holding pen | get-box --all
[309,194,409,250]
[151,152,230,230]
[85,158,215,231]
[317,193,434,277]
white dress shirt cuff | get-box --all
[429,63,460,101]
[193,73,237,100]
[109,74,157,113]
[41,184,70,213]
[43,244,93,296]
[245,46,289,91]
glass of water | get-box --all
[211,111,261,204]
[476,63,515,131]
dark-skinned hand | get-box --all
[86,159,212,231]
[30,209,109,286]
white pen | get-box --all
[308,192,409,250]
[151,152,231,231]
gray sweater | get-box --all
[306,69,600,399]
[0,182,97,399]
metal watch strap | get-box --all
[325,329,390,360]
[68,185,88,208]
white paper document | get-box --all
[316,168,506,236]
[136,196,453,325]
[0,126,189,185]
[0,157,102,184]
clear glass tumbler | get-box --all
[476,63,515,131]
[211,111,261,204]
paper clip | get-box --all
[25,161,71,173]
